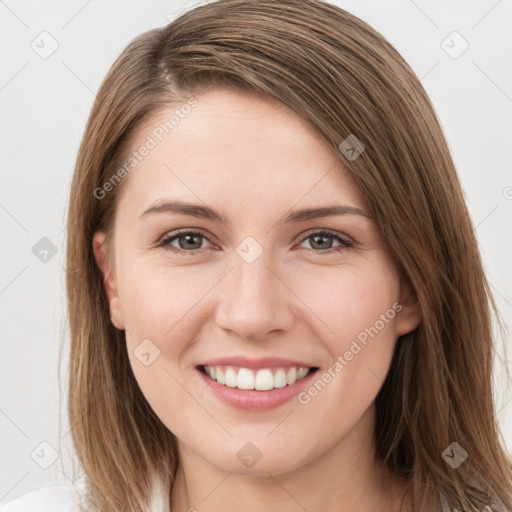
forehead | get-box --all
[116,88,367,218]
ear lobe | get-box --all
[92,231,125,330]
[396,280,421,337]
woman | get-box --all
[2,0,511,511]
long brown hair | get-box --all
[65,0,512,510]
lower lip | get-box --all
[196,367,319,410]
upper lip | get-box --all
[198,357,318,369]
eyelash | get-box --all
[157,229,354,255]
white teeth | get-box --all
[286,367,297,385]
[225,368,238,387]
[202,365,312,390]
[274,369,287,388]
[237,368,255,389]
[297,367,309,380]
[216,368,226,385]
[255,369,274,390]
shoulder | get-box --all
[0,484,82,512]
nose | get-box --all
[214,249,294,341]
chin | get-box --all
[196,438,316,477]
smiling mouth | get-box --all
[197,364,319,391]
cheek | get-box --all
[118,264,205,428]
[118,259,211,342]
[292,259,400,348]
[292,261,401,413]
[117,262,221,416]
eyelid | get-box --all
[158,227,216,248]
[157,227,355,253]
[297,228,354,245]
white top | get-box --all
[0,477,170,512]
[0,484,83,512]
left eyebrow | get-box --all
[139,198,371,225]
[282,204,371,223]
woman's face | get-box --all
[93,88,420,476]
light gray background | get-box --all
[1,0,511,504]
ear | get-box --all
[92,231,125,330]
[395,279,421,337]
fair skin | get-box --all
[93,88,420,512]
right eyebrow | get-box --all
[139,199,229,224]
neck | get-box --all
[170,405,412,512]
